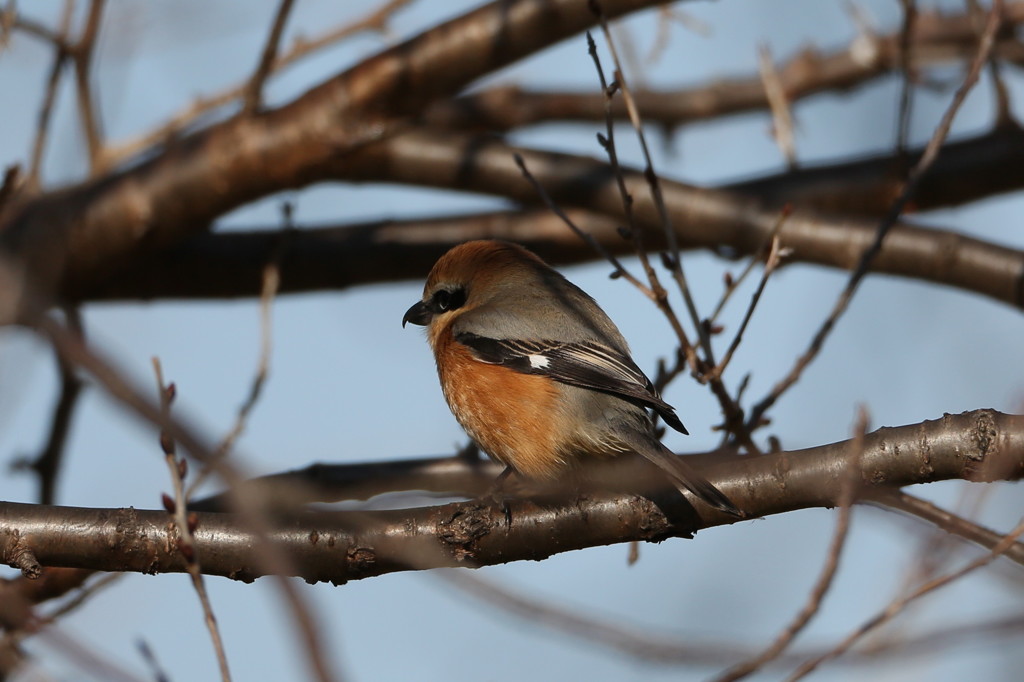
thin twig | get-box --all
[71,0,106,173]
[758,44,798,168]
[589,2,756,449]
[592,2,710,364]
[869,489,1024,567]
[512,153,651,295]
[895,0,919,154]
[584,30,694,360]
[37,319,339,682]
[709,234,787,381]
[13,307,84,504]
[152,359,233,682]
[716,407,869,681]
[25,0,75,191]
[100,0,413,167]
[244,0,297,115]
[708,204,791,325]
[786,515,1024,680]
[44,573,122,620]
[187,216,283,498]
[746,0,1005,433]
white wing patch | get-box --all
[528,354,550,369]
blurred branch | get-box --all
[717,408,869,681]
[71,0,105,173]
[340,131,1024,309]
[868,489,1024,566]
[2,409,1021,583]
[11,308,84,505]
[727,124,1024,217]
[243,0,296,115]
[6,1,1024,311]
[36,316,340,682]
[0,0,669,304]
[789,514,1024,679]
[76,187,1024,308]
[423,3,1024,132]
[99,0,414,167]
[26,0,75,192]
[435,571,1024,668]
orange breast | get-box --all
[434,332,565,480]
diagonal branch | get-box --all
[0,0,671,303]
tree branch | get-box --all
[340,131,1024,309]
[2,410,1020,583]
[0,0,670,303]
[422,3,1024,133]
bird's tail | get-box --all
[636,439,742,517]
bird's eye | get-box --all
[431,288,465,313]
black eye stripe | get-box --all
[430,287,466,313]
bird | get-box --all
[403,240,740,517]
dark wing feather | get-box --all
[455,332,688,435]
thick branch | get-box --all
[340,131,1024,309]
[78,209,623,300]
[73,121,1024,302]
[729,124,1024,216]
[0,0,669,304]
[2,410,1020,583]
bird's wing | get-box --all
[455,332,688,435]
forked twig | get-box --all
[588,2,756,449]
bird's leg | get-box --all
[487,465,517,526]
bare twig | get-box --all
[71,0,106,172]
[708,204,791,325]
[36,319,339,682]
[590,3,756,448]
[100,0,414,167]
[44,573,122,620]
[869,489,1024,567]
[746,1,1005,433]
[26,0,75,191]
[584,30,694,363]
[152,359,232,682]
[512,153,651,295]
[592,4,709,361]
[187,220,283,498]
[216,222,282,455]
[709,233,786,381]
[243,0,297,115]
[716,408,869,681]
[786,515,1024,680]
[13,307,84,504]
[895,0,919,154]
[758,44,797,167]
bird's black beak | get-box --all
[402,300,432,327]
